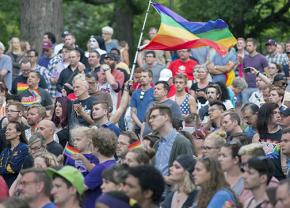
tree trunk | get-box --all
[113,1,134,58]
[20,0,63,54]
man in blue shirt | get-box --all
[91,100,121,136]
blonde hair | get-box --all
[173,171,196,194]
[206,130,227,148]
[34,152,59,167]
[238,143,264,156]
[73,74,89,88]
[70,126,93,145]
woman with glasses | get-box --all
[218,142,252,205]
[192,157,241,208]
[0,121,29,187]
[253,103,282,154]
[266,63,281,82]
[162,154,197,208]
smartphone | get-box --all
[244,67,251,73]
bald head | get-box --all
[37,119,55,141]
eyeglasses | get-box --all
[139,91,145,100]
[7,110,20,113]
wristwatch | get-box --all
[103,65,111,72]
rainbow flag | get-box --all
[143,3,237,55]
[63,144,80,158]
[17,82,28,95]
[128,140,142,150]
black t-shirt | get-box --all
[46,141,63,156]
[69,96,97,127]
[190,82,212,104]
[19,87,53,108]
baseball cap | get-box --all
[280,108,290,117]
[42,41,52,49]
[104,53,118,61]
[265,39,277,46]
[159,68,173,82]
[47,166,85,195]
[62,31,70,38]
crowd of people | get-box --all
[0,25,289,208]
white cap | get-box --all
[159,68,173,82]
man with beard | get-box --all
[116,131,139,163]
[18,168,56,208]
[25,105,47,140]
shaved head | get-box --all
[37,119,55,140]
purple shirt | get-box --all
[83,159,116,208]
[65,153,99,176]
[243,53,268,88]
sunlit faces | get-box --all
[281,133,290,156]
[153,83,167,100]
[124,175,144,203]
[221,114,236,133]
[21,62,32,77]
[268,89,282,104]
[72,132,90,152]
[140,71,152,86]
[206,87,219,102]
[174,78,187,92]
[242,109,257,126]
[27,107,42,126]
[54,102,63,118]
[5,123,21,141]
[69,51,80,67]
[91,103,107,121]
[236,39,246,50]
[243,166,265,190]
[196,67,208,80]
[73,79,88,98]
[148,109,167,131]
[218,147,238,172]
[124,152,139,167]
[27,72,40,87]
[116,134,130,158]
[275,182,290,208]
[246,41,256,54]
[18,172,40,201]
[201,137,220,158]
[168,161,186,183]
[208,105,223,121]
[192,161,210,186]
[51,177,76,206]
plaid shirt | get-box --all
[266,53,289,66]
[34,64,51,91]
[47,55,66,97]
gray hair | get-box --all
[0,41,5,51]
[102,26,114,35]
[232,78,248,90]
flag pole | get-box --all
[129,0,153,80]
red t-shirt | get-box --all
[168,59,197,80]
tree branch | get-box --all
[83,0,114,5]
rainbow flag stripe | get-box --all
[63,144,80,158]
[128,140,142,151]
[17,83,28,94]
[143,3,237,55]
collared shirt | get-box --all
[155,129,177,176]
[266,53,289,66]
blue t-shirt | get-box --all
[102,122,121,137]
[83,159,116,208]
[207,188,237,208]
[130,88,154,123]
[42,202,56,208]
[65,153,99,176]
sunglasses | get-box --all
[140,91,145,100]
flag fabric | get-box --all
[128,140,142,151]
[63,143,80,158]
[143,3,237,55]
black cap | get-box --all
[265,39,277,46]
[175,154,196,173]
[280,108,290,117]
[104,53,118,61]
[62,31,70,38]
